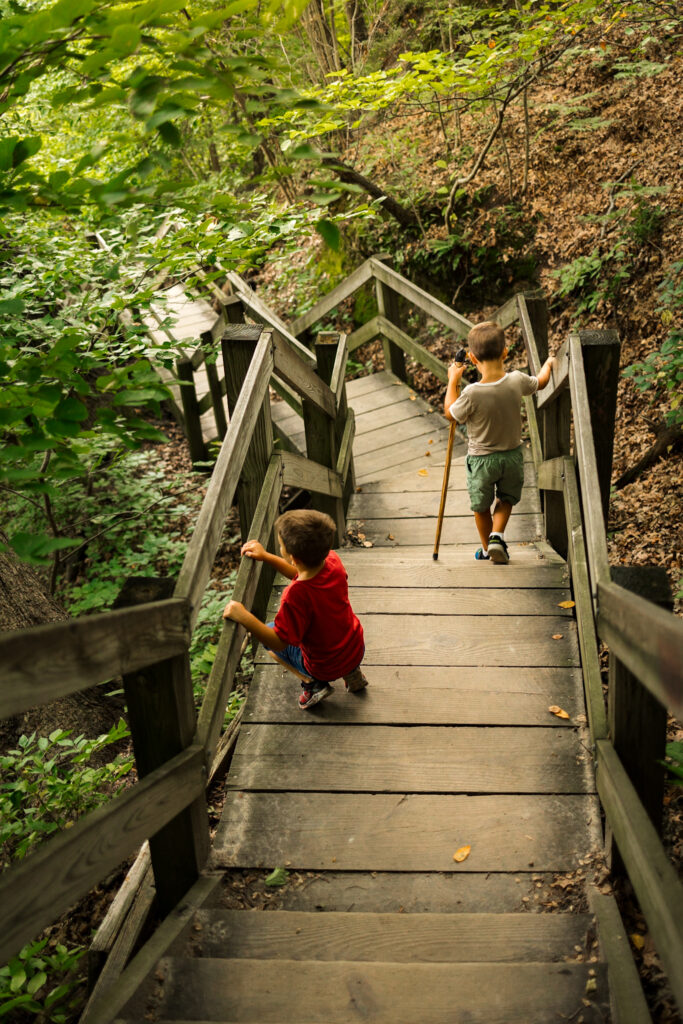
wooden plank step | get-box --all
[350,487,541,515]
[215,869,558,914]
[213,793,601,871]
[357,447,535,492]
[346,514,543,546]
[353,398,438,436]
[354,433,457,482]
[134,958,609,1023]
[353,418,450,457]
[244,664,585,726]
[269,584,574,615]
[255,613,579,667]
[348,385,434,418]
[227,725,593,794]
[176,909,595,963]
[273,400,443,453]
[337,542,566,566]
[345,370,401,397]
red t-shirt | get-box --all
[273,551,364,681]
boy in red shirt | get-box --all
[223,509,368,709]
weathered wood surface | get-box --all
[0,746,206,967]
[214,792,600,871]
[346,514,542,546]
[245,663,585,726]
[181,908,594,962]
[350,488,541,516]
[133,957,609,1024]
[228,724,593,793]
[0,598,191,719]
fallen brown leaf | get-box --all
[362,540,374,548]
[453,845,471,862]
[552,633,564,640]
[418,468,429,476]
[549,705,570,719]
[558,600,576,608]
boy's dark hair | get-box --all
[275,509,335,567]
[468,321,506,362]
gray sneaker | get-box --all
[343,668,369,693]
[488,536,510,564]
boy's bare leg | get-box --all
[474,510,493,550]
[267,650,312,684]
[492,500,512,534]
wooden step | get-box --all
[213,792,601,872]
[174,909,596,963]
[346,514,542,546]
[123,957,609,1023]
[268,585,575,616]
[245,664,585,726]
[255,613,580,667]
[227,725,594,794]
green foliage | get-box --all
[622,261,683,427]
[0,939,86,1023]
[187,577,249,722]
[0,720,132,868]
[658,741,683,786]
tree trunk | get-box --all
[320,155,418,229]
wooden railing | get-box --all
[513,295,683,1018]
[0,324,356,976]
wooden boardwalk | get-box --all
[120,370,610,1022]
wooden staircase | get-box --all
[112,371,612,1024]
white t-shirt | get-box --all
[450,371,539,455]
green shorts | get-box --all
[465,446,524,513]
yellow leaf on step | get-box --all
[552,634,564,640]
[558,600,576,608]
[453,845,471,863]
[418,469,429,476]
[630,933,645,950]
[548,705,570,719]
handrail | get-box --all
[369,257,473,338]
[174,330,274,625]
[0,744,206,967]
[0,598,190,719]
[292,259,374,336]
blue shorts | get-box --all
[265,623,363,686]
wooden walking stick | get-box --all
[433,348,467,561]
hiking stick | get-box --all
[433,421,457,560]
[433,348,467,561]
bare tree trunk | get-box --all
[320,154,418,228]
[301,0,342,79]
[345,0,368,67]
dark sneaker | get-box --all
[344,668,369,693]
[488,535,510,564]
[299,684,334,710]
[474,547,490,561]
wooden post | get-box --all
[224,295,245,326]
[202,326,228,442]
[114,579,209,916]
[313,334,347,535]
[524,295,569,558]
[222,324,275,619]
[577,330,621,526]
[321,331,356,512]
[176,357,208,466]
[374,254,407,381]
[608,566,671,859]
[301,338,345,546]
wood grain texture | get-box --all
[183,908,594,963]
[227,724,593,794]
[346,514,543,546]
[370,257,473,337]
[0,746,206,967]
[245,664,585,726]
[0,599,191,719]
[292,259,374,336]
[254,612,579,667]
[133,957,609,1024]
[350,488,541,516]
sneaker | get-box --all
[474,547,490,560]
[299,683,334,710]
[344,668,369,693]
[488,535,510,564]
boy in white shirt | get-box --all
[444,321,554,563]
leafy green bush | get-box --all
[0,939,86,1024]
[659,741,683,786]
[622,261,683,426]
[0,721,133,868]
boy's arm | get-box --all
[536,355,556,390]
[444,362,466,421]
[241,539,297,579]
[222,600,288,651]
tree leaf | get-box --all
[453,845,471,862]
[315,219,340,251]
[265,866,289,886]
[548,705,570,720]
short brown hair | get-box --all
[467,321,505,362]
[275,509,335,567]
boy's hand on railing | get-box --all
[241,540,266,561]
[223,600,246,622]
